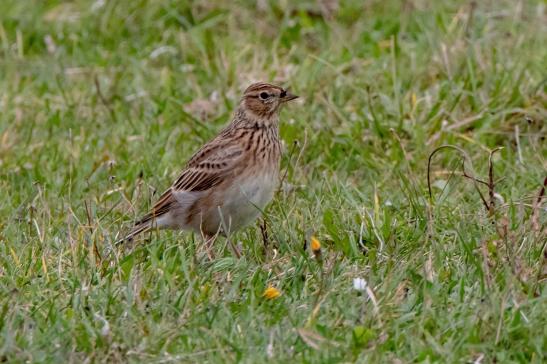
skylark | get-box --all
[120,82,298,245]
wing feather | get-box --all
[133,141,245,227]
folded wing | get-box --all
[121,141,245,241]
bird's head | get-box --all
[241,82,298,118]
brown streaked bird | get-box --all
[119,82,298,246]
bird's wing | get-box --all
[133,141,245,227]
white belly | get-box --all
[216,171,278,233]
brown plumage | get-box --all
[119,82,298,244]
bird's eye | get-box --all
[259,92,269,100]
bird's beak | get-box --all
[281,90,299,102]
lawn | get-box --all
[0,0,546,362]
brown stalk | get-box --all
[427,144,489,212]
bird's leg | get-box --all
[226,235,241,259]
[218,214,241,259]
[203,233,217,261]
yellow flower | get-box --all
[310,236,321,253]
[263,285,281,300]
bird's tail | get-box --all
[115,220,152,246]
[115,194,173,246]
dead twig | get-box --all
[427,144,489,212]
[461,161,489,187]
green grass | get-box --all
[1,0,546,362]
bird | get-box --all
[118,82,299,250]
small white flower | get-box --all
[353,278,367,291]
[494,193,505,204]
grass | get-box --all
[0,0,546,362]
